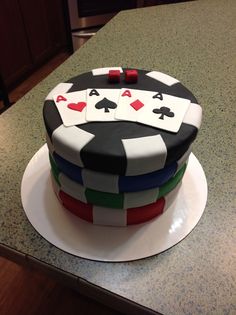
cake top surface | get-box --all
[43,67,202,176]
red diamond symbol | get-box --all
[130,99,144,111]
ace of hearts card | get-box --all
[53,90,87,126]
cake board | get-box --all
[21,144,207,262]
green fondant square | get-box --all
[85,189,124,209]
[158,163,187,198]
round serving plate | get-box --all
[21,144,207,262]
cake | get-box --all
[43,67,202,226]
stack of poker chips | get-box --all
[48,138,190,226]
[44,67,202,227]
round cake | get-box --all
[43,67,202,226]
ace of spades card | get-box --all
[86,89,120,121]
[53,90,87,126]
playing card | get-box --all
[137,91,190,133]
[115,88,153,122]
[86,89,120,121]
[53,90,87,127]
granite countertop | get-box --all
[0,0,235,314]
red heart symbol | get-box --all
[67,102,86,112]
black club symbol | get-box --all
[153,106,175,120]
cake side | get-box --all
[43,67,202,226]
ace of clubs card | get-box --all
[137,92,190,132]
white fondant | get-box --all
[81,169,119,193]
[53,90,87,127]
[146,71,179,86]
[115,88,143,122]
[93,206,127,226]
[177,146,191,169]
[52,125,94,167]
[46,83,73,100]
[122,135,167,176]
[137,92,190,133]
[45,133,54,155]
[92,67,123,76]
[124,187,159,209]
[50,173,60,197]
[86,88,120,122]
[59,173,87,203]
[163,182,182,212]
[183,103,202,129]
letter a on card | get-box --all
[122,90,132,97]
[56,95,67,102]
[53,90,87,126]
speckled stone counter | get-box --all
[0,0,235,314]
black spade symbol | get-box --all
[95,97,117,113]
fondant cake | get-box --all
[43,67,202,226]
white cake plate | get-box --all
[21,144,207,262]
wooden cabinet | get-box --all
[0,1,32,87]
[0,0,70,89]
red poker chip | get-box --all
[51,175,180,226]
[59,189,165,225]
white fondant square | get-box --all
[50,173,60,197]
[122,134,167,175]
[146,71,179,86]
[82,169,119,193]
[124,187,159,209]
[176,147,191,173]
[92,67,123,76]
[93,206,127,226]
[52,125,94,167]
[183,103,202,129]
[59,173,87,203]
[164,182,182,212]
